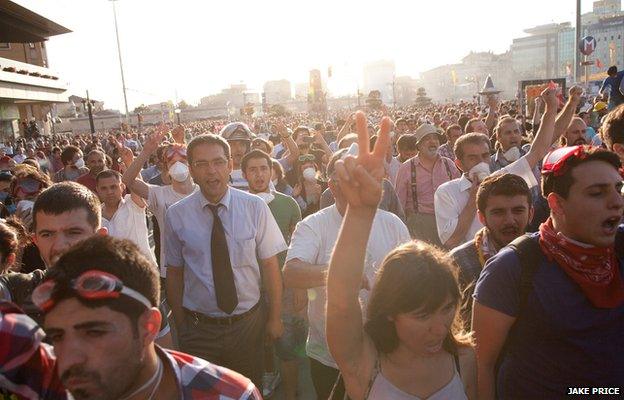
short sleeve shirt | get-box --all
[474,234,624,398]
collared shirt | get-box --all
[437,142,456,160]
[285,205,410,368]
[158,346,260,399]
[165,188,287,317]
[386,156,402,184]
[434,156,538,245]
[395,155,460,215]
[102,194,157,267]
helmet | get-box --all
[219,122,254,142]
[593,101,608,112]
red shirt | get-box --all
[76,172,97,193]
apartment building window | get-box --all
[0,43,9,49]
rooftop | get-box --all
[0,0,71,42]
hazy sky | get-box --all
[15,0,596,111]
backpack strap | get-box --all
[507,234,541,314]
[442,157,453,180]
[615,227,624,259]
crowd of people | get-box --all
[1,79,624,400]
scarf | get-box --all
[475,227,498,267]
[539,218,624,308]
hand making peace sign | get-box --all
[333,111,392,209]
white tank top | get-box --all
[365,353,468,400]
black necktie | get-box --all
[207,204,238,314]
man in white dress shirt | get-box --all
[165,134,286,388]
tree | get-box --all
[177,100,190,109]
[414,87,432,108]
[268,104,291,117]
[133,104,150,114]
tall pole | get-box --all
[86,90,95,135]
[111,0,129,119]
[575,0,582,83]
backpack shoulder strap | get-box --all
[442,156,453,180]
[507,234,541,315]
[615,227,624,259]
[410,158,418,213]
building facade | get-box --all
[0,1,71,139]
[263,79,291,104]
[363,60,395,103]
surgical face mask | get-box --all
[469,162,491,182]
[302,167,317,182]
[503,146,521,162]
[256,192,275,204]
[73,157,85,169]
[168,161,189,182]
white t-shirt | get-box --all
[285,205,410,368]
[102,194,157,267]
[148,184,198,276]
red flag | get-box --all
[596,59,604,68]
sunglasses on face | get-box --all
[16,178,42,194]
[32,270,152,312]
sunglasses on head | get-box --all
[165,146,187,160]
[32,270,152,313]
[298,154,316,162]
[541,145,590,177]
[16,178,42,195]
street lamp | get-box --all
[110,0,129,119]
[174,108,181,124]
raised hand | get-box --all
[541,87,558,110]
[143,124,168,154]
[120,146,134,169]
[333,111,392,209]
[172,125,185,144]
[568,85,584,104]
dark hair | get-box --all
[32,182,101,231]
[464,118,482,133]
[542,147,622,199]
[601,103,624,150]
[608,65,618,76]
[271,159,285,181]
[241,149,272,173]
[86,149,105,160]
[454,132,490,160]
[43,235,159,329]
[96,169,122,184]
[0,217,27,271]
[187,134,231,164]
[445,124,462,138]
[60,145,81,166]
[10,164,52,197]
[364,241,469,354]
[477,173,532,214]
[396,134,417,152]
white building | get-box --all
[263,79,291,104]
[363,60,395,103]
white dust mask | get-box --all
[168,161,189,182]
[302,167,317,182]
[468,162,490,182]
[503,146,521,162]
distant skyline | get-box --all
[15,0,598,111]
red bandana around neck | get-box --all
[538,218,624,308]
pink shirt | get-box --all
[395,155,459,215]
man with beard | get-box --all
[77,150,107,193]
[395,123,460,244]
[491,117,526,169]
[561,117,588,146]
[241,149,303,399]
[35,235,260,400]
[449,173,533,325]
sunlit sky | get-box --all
[15,0,598,111]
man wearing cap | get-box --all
[394,123,460,245]
[220,122,254,191]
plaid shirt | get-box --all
[437,142,456,161]
[159,347,261,400]
[0,301,66,400]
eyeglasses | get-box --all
[541,145,589,177]
[298,154,316,162]
[191,158,228,170]
[165,145,187,160]
[32,270,152,313]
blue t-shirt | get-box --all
[600,71,624,105]
[474,233,624,399]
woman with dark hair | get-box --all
[326,112,476,400]
[291,154,326,218]
[271,159,293,196]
